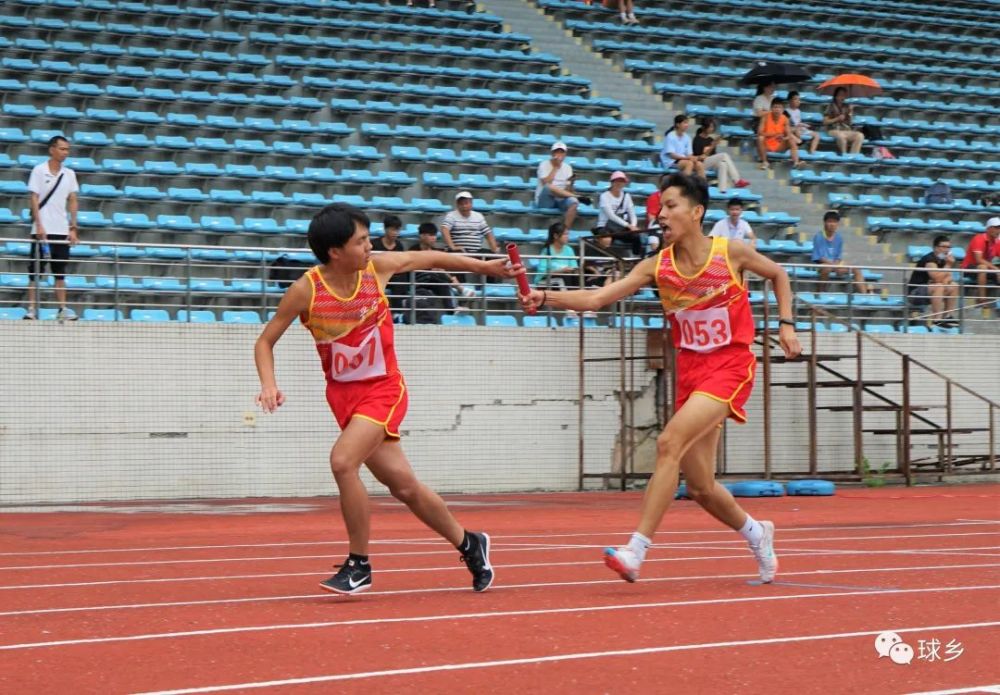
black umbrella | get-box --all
[740,61,812,86]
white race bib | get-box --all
[675,307,732,352]
[329,329,387,382]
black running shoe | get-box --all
[460,531,494,592]
[319,557,372,595]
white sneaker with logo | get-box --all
[56,308,78,321]
[603,546,641,583]
[749,520,778,583]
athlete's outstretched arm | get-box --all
[373,250,520,286]
[519,255,658,313]
[254,277,311,413]
[729,242,802,359]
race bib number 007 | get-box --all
[329,329,387,382]
[675,307,732,352]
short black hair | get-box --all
[787,90,800,100]
[663,173,709,223]
[382,214,402,230]
[770,97,785,107]
[727,197,743,209]
[418,222,438,235]
[823,210,840,222]
[932,234,950,247]
[673,113,688,126]
[48,135,68,148]
[307,203,369,263]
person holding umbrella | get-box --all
[818,76,881,156]
[822,86,864,155]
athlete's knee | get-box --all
[655,432,684,467]
[387,477,421,505]
[686,481,717,505]
[329,451,361,478]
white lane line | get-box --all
[2,561,996,618]
[904,686,1000,695]
[129,621,1000,694]
[4,531,996,572]
[2,583,998,652]
[3,521,997,558]
[4,544,996,592]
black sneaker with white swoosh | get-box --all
[319,557,372,595]
[460,531,494,592]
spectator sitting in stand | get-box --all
[692,117,750,194]
[407,222,470,322]
[617,0,639,24]
[960,216,1000,312]
[537,221,580,290]
[786,91,820,155]
[659,114,698,175]
[756,97,801,170]
[371,214,408,311]
[811,211,871,294]
[582,227,623,287]
[441,191,499,257]
[823,86,864,156]
[709,198,757,246]
[907,234,959,327]
[598,170,641,257]
[535,141,580,231]
[752,83,776,127]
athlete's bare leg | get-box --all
[328,417,390,556]
[680,425,749,530]
[366,439,464,546]
[635,395,731,538]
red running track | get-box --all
[0,486,998,694]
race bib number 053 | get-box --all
[675,307,731,352]
[329,329,387,382]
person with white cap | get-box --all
[598,170,641,256]
[441,191,498,256]
[961,216,1000,310]
[535,141,579,230]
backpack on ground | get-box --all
[924,181,953,206]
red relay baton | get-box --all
[505,242,536,315]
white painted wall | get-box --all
[0,324,995,503]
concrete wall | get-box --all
[0,324,995,503]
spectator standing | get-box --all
[960,216,1000,309]
[371,215,408,311]
[598,170,641,256]
[537,221,580,289]
[535,142,580,231]
[756,98,800,169]
[709,198,757,246]
[24,135,79,320]
[441,191,498,256]
[823,86,864,155]
[811,211,871,294]
[659,114,698,175]
[692,118,750,193]
[786,91,820,155]
[907,234,959,326]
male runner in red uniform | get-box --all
[255,203,521,594]
[519,173,801,584]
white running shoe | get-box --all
[56,308,77,321]
[603,546,640,583]
[749,520,778,583]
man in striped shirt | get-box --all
[441,191,499,256]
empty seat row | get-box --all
[791,170,1000,194]
[0,272,282,293]
[828,192,1000,214]
[0,306,264,323]
[0,119,354,139]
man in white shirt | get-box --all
[535,142,579,230]
[26,135,80,320]
[709,198,756,246]
[441,191,499,255]
[659,114,698,175]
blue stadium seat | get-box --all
[113,212,154,229]
[441,314,477,327]
[124,186,166,201]
[82,308,124,321]
[485,314,518,327]
[156,215,198,231]
[199,216,241,233]
[167,187,208,202]
[222,310,262,324]
[129,309,171,322]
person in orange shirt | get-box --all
[756,97,800,170]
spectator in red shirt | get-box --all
[961,217,1000,307]
[644,173,670,254]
